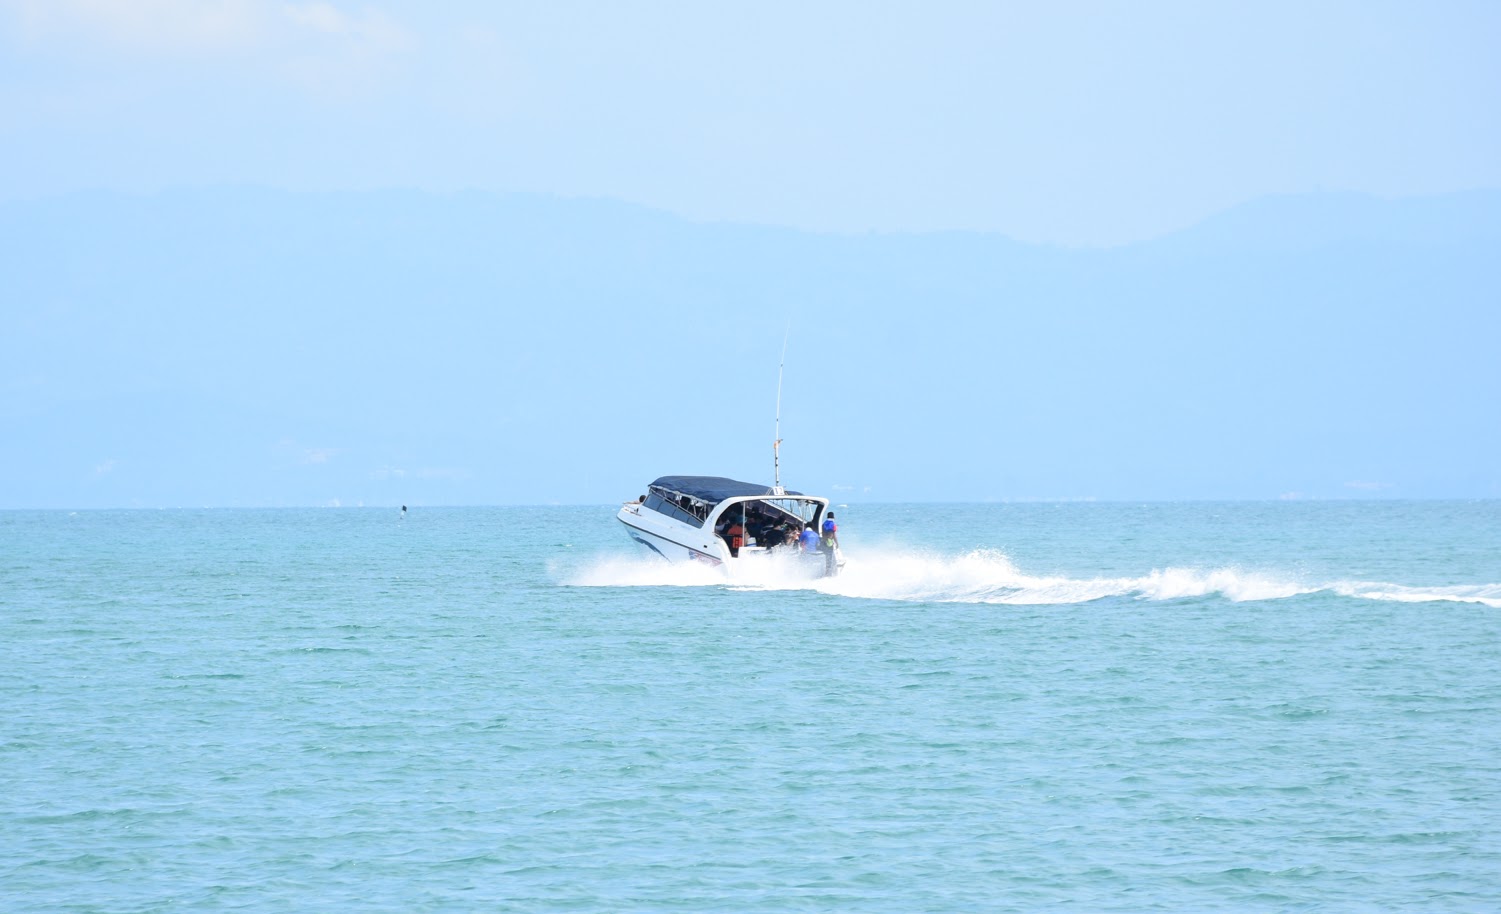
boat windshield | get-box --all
[643,488,710,527]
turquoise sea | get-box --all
[4,501,1500,912]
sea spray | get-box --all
[561,554,729,588]
[566,547,1493,606]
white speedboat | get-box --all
[618,475,844,576]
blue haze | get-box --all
[3,189,1499,508]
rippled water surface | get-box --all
[4,502,1500,911]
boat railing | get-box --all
[759,497,823,527]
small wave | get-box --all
[809,550,1314,604]
[1331,581,1501,609]
[565,548,1498,608]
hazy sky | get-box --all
[3,1,1499,245]
[4,2,1499,507]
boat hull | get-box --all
[617,506,727,566]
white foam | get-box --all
[564,547,1499,608]
[564,555,729,588]
[568,548,1311,604]
[1331,581,1501,609]
[1132,566,1315,603]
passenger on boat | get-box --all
[799,525,819,554]
[747,510,774,545]
[725,518,745,558]
[763,521,785,548]
[820,513,839,575]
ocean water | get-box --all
[3,501,1499,912]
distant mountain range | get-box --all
[3,187,1498,507]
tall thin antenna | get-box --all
[772,322,790,495]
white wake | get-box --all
[563,547,1500,607]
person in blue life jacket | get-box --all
[820,512,839,575]
[799,524,819,554]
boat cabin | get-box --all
[643,475,828,551]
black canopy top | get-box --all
[650,475,806,505]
